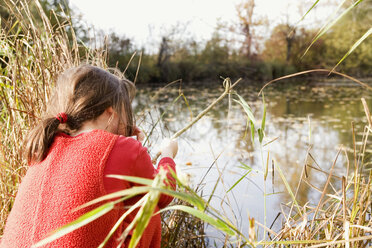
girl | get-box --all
[0,65,178,248]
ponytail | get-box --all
[25,112,91,164]
[25,116,61,164]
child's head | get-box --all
[26,64,136,163]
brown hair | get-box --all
[25,64,136,163]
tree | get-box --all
[261,24,291,63]
[198,32,233,79]
[106,32,134,69]
[234,0,268,58]
[321,0,372,75]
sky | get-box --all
[70,0,332,50]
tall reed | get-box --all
[0,0,106,234]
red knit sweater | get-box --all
[0,130,176,248]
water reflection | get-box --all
[133,81,371,239]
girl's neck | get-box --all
[69,108,119,137]
[69,128,96,137]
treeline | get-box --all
[1,0,371,84]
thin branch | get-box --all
[152,78,242,164]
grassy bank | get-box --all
[1,1,371,247]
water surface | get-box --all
[133,79,371,241]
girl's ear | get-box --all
[105,106,115,116]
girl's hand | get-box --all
[132,126,145,142]
[160,138,178,159]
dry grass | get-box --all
[0,0,106,234]
[247,102,371,247]
[161,199,207,248]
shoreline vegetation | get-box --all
[1,0,371,247]
[1,1,371,85]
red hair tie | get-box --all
[55,112,68,124]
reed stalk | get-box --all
[151,77,242,164]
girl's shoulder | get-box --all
[104,134,152,180]
[115,135,142,149]
[55,130,147,161]
[111,135,147,160]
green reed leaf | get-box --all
[129,191,160,248]
[106,174,153,186]
[74,186,152,211]
[332,27,372,72]
[298,0,320,23]
[238,161,253,171]
[250,120,255,144]
[234,93,256,125]
[98,198,145,248]
[303,0,363,57]
[159,205,236,236]
[128,170,168,248]
[275,161,302,216]
[258,128,264,144]
[152,187,206,210]
[227,170,252,193]
[261,92,266,133]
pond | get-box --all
[133,79,372,242]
